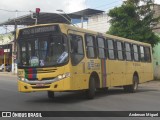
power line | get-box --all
[88,2,121,12]
[101,4,122,12]
[88,3,121,13]
[93,0,121,9]
[0,8,32,13]
[0,8,16,12]
[0,26,13,35]
[102,3,122,10]
[3,26,14,33]
[85,0,88,9]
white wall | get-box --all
[74,22,88,29]
[74,13,111,33]
[87,13,111,33]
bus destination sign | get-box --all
[21,25,58,35]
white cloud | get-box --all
[0,0,86,23]
[155,0,160,4]
[139,0,160,7]
[66,0,86,12]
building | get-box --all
[152,4,160,79]
[75,12,110,33]
[152,4,160,33]
[0,33,13,66]
[153,37,160,79]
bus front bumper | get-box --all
[18,77,71,92]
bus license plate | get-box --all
[36,84,44,86]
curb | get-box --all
[0,72,17,77]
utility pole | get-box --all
[2,39,6,72]
[3,25,7,72]
[81,16,84,28]
[3,51,5,72]
[13,10,18,74]
[13,22,17,74]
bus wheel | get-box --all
[47,91,54,99]
[103,87,108,93]
[99,87,108,93]
[123,86,129,92]
[85,77,96,99]
[131,75,139,92]
[123,75,139,93]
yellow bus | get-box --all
[17,23,153,99]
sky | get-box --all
[0,0,123,23]
[0,0,160,33]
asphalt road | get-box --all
[0,74,160,120]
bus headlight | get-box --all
[18,77,26,81]
[57,72,70,80]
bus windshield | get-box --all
[18,34,68,67]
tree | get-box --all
[107,0,160,47]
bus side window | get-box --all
[133,44,139,61]
[144,47,151,62]
[116,41,124,60]
[125,43,132,61]
[69,34,84,65]
[140,46,145,62]
[107,39,115,60]
[97,37,106,59]
[85,35,97,58]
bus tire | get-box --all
[123,75,139,93]
[85,76,96,99]
[123,86,129,92]
[47,91,54,99]
[100,87,108,93]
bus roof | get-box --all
[18,23,151,47]
[61,24,151,47]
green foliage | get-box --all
[107,0,160,47]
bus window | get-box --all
[21,43,27,66]
[116,41,124,60]
[70,34,84,65]
[140,46,145,62]
[107,40,115,59]
[47,36,68,64]
[35,39,39,57]
[144,47,151,62]
[39,40,48,60]
[97,37,105,59]
[133,44,139,61]
[85,35,96,58]
[125,43,132,61]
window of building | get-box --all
[125,43,132,61]
[116,41,124,60]
[85,35,96,58]
[97,37,105,58]
[133,44,139,61]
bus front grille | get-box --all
[32,86,50,89]
[42,77,56,80]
